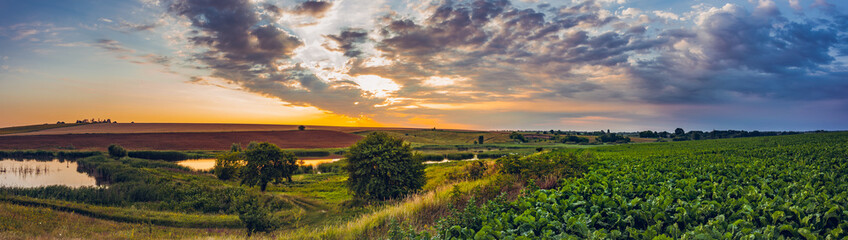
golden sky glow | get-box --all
[1,0,847,131]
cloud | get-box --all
[631,3,848,103]
[153,0,847,129]
[167,0,379,116]
[788,0,802,11]
[324,28,369,57]
[94,39,134,53]
[653,10,681,20]
[119,22,158,32]
[290,1,333,18]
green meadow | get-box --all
[1,131,846,239]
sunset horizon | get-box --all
[2,0,847,131]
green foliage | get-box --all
[509,132,527,142]
[439,132,848,239]
[107,144,127,158]
[317,159,346,173]
[478,135,485,144]
[289,149,331,157]
[639,130,659,138]
[495,150,590,180]
[236,193,278,236]
[476,152,511,159]
[445,152,474,160]
[466,160,488,180]
[127,151,189,161]
[298,125,306,131]
[214,151,244,180]
[417,153,445,161]
[562,135,590,143]
[344,132,425,201]
[240,142,298,191]
[596,133,631,143]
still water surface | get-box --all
[176,158,342,171]
[0,159,99,188]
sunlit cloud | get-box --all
[0,0,846,130]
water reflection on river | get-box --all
[176,158,341,171]
[0,159,99,188]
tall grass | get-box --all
[286,176,495,239]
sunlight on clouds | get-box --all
[422,76,468,87]
[353,74,400,98]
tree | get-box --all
[344,132,425,201]
[674,128,685,136]
[298,125,306,131]
[478,135,485,144]
[639,130,658,138]
[107,144,127,158]
[509,132,527,142]
[214,151,244,180]
[240,142,298,191]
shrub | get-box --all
[344,132,425,201]
[495,150,590,180]
[107,144,127,158]
[477,152,508,159]
[214,151,244,180]
[445,152,474,160]
[466,160,488,180]
[127,151,189,161]
[316,159,346,173]
[416,154,444,161]
[237,194,278,236]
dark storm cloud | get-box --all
[631,3,848,103]
[167,0,377,116]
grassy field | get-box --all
[0,123,88,135]
[5,124,836,239]
[0,202,247,239]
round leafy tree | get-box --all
[107,144,127,158]
[345,132,425,201]
[240,142,298,191]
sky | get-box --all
[0,0,846,131]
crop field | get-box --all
[438,132,848,239]
[2,123,420,136]
[0,130,362,151]
[0,123,88,135]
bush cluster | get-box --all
[446,152,474,160]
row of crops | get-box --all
[441,132,848,239]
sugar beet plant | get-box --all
[436,132,848,239]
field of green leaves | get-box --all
[440,132,848,239]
